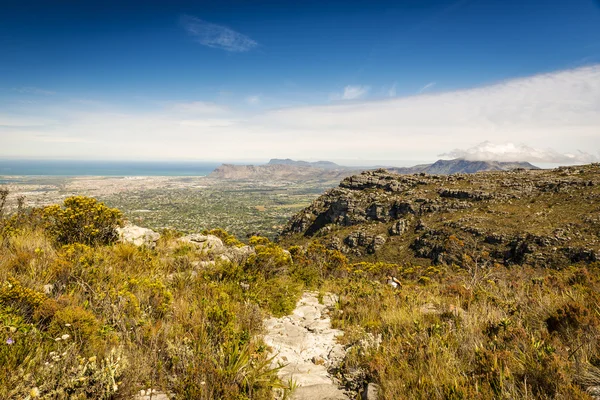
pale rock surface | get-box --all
[361,383,380,400]
[135,389,169,400]
[264,292,349,400]
[180,234,225,252]
[116,224,160,247]
[180,234,254,262]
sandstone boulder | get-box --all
[117,224,160,247]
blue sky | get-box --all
[1,0,599,164]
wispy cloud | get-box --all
[418,82,436,93]
[246,95,261,105]
[388,82,397,97]
[441,141,599,163]
[14,87,55,95]
[171,101,228,114]
[180,15,258,52]
[331,85,370,101]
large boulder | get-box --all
[180,234,254,262]
[117,224,160,247]
[180,234,226,252]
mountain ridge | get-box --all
[279,163,599,268]
[209,158,540,181]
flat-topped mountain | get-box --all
[280,163,600,268]
[208,163,357,181]
[388,159,539,175]
[267,158,342,169]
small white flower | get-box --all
[61,334,70,340]
[55,337,61,341]
[65,324,71,327]
[30,387,40,398]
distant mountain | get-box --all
[208,163,357,181]
[388,159,539,175]
[209,158,539,181]
[267,159,342,170]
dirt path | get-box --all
[263,292,349,400]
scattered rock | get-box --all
[135,389,170,400]
[117,224,160,247]
[180,234,254,262]
[388,219,409,236]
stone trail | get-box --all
[263,292,349,400]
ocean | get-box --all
[0,160,222,177]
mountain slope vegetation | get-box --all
[1,164,600,399]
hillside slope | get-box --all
[280,164,600,268]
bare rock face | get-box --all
[117,224,160,247]
[344,232,386,254]
[388,219,409,236]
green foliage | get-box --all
[328,264,600,399]
[42,196,122,246]
[0,206,295,399]
[245,237,292,279]
[207,228,245,247]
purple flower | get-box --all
[6,338,14,345]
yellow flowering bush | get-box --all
[0,278,46,318]
[42,196,122,246]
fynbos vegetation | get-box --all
[1,163,600,399]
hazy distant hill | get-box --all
[267,158,342,170]
[388,159,539,175]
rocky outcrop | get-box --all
[344,232,386,254]
[280,164,600,268]
[117,224,160,247]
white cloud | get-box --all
[180,15,258,52]
[332,85,370,101]
[342,85,370,100]
[171,101,228,114]
[418,82,436,93]
[1,65,599,163]
[179,119,236,128]
[441,141,599,163]
[246,95,261,105]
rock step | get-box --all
[291,384,348,400]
